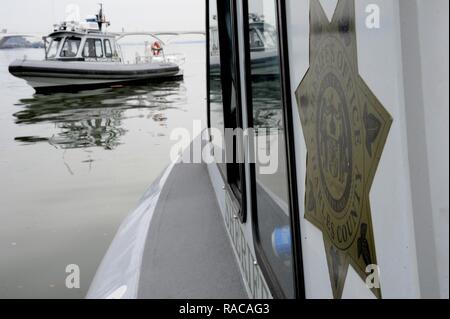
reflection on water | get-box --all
[13,82,185,150]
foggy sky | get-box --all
[0,0,205,34]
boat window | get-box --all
[47,37,63,58]
[104,39,112,58]
[245,0,295,298]
[60,37,81,58]
[83,39,104,58]
[216,0,246,219]
[208,2,227,176]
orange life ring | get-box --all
[151,41,162,56]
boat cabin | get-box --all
[44,8,120,63]
[44,31,121,62]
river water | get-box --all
[0,41,206,299]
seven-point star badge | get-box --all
[295,0,393,299]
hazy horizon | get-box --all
[0,0,205,34]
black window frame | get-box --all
[206,0,211,130]
[207,2,228,177]
[212,0,247,224]
[242,0,305,299]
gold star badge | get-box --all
[295,0,393,299]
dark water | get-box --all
[0,42,206,299]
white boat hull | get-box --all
[9,60,183,93]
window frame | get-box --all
[206,0,306,298]
[104,39,113,58]
[207,4,228,178]
[46,37,63,59]
[60,36,82,58]
[82,38,104,59]
[242,0,305,299]
[212,0,248,224]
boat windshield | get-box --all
[60,37,82,58]
[47,37,63,58]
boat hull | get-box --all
[9,60,183,93]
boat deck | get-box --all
[138,163,248,299]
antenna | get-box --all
[96,3,110,31]
[97,3,103,30]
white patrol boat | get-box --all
[8,5,183,93]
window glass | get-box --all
[259,27,277,49]
[250,28,264,49]
[212,0,245,199]
[217,0,244,195]
[60,37,81,57]
[250,25,277,50]
[209,1,227,175]
[95,39,103,58]
[83,39,103,58]
[104,39,112,58]
[247,0,294,298]
[47,37,62,58]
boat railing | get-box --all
[133,47,185,66]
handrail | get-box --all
[114,31,205,46]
